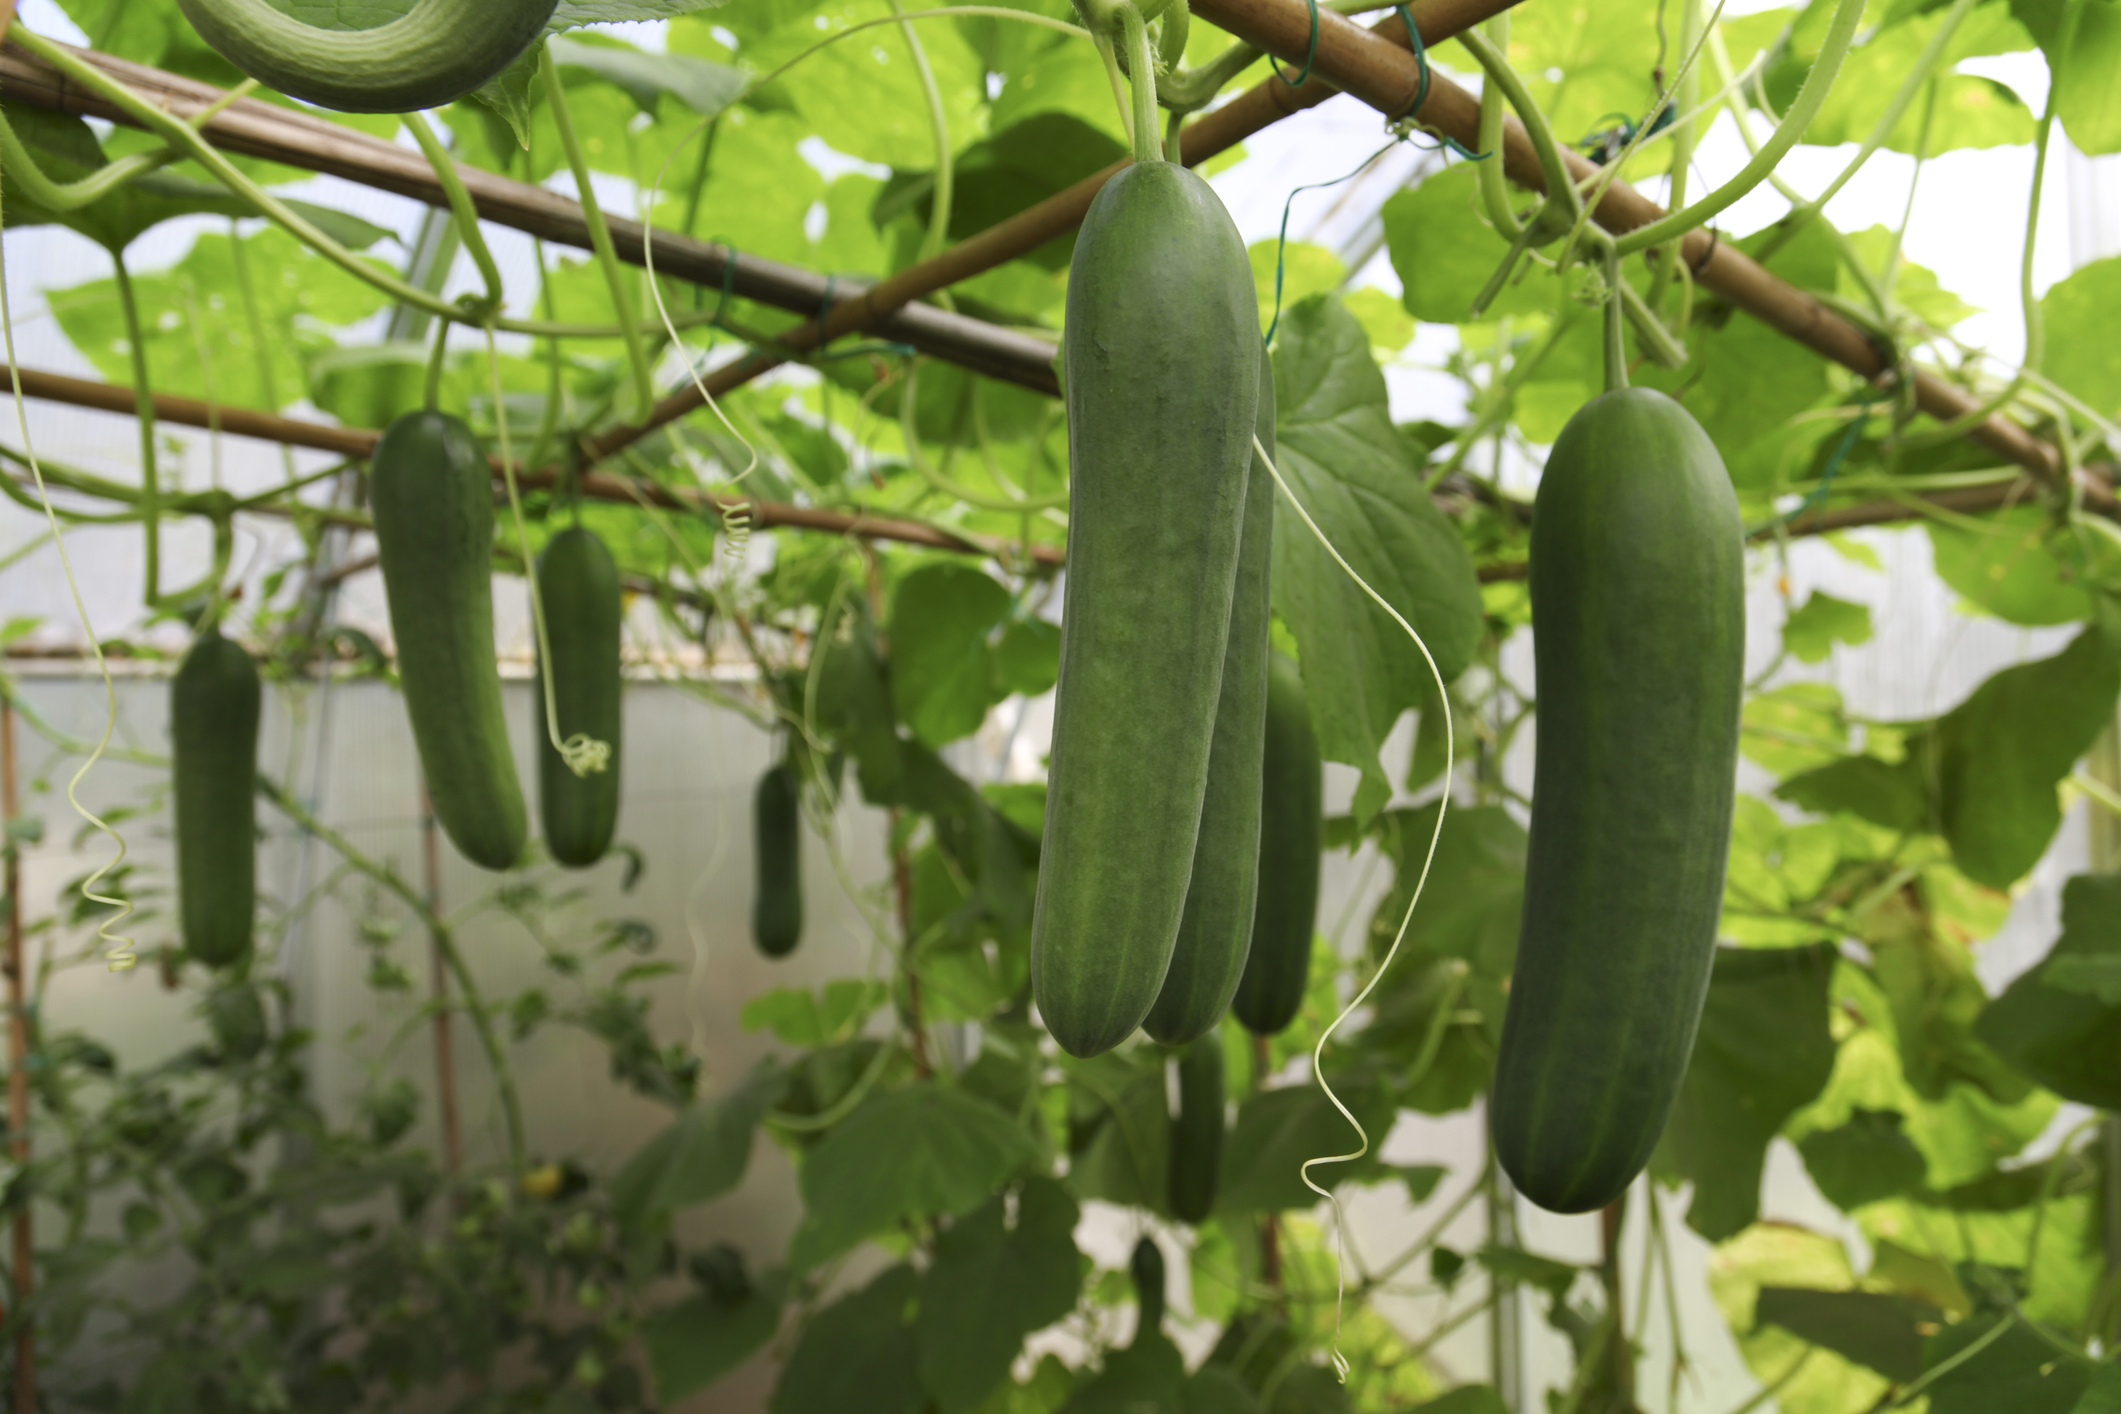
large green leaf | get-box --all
[1977,872,2121,1107]
[642,1268,790,1403]
[889,561,1012,747]
[1268,294,1484,821]
[2016,0,2121,153]
[1927,507,2106,627]
[1797,1108,1928,1208]
[789,1082,1038,1270]
[771,1265,926,1414]
[1753,1288,1941,1383]
[1653,944,1838,1240]
[1216,1079,1393,1213]
[549,34,748,115]
[2041,254,2121,419]
[1382,165,1555,324]
[1920,1313,2093,1414]
[1783,591,1874,663]
[915,1177,1083,1413]
[609,1062,784,1242]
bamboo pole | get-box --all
[1184,0,2092,495]
[1,698,33,1412]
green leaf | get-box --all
[1753,1288,1941,1383]
[1251,240,1345,334]
[890,562,1013,747]
[643,1269,790,1403]
[1188,1365,1266,1414]
[2072,1364,2121,1414]
[771,1265,925,1414]
[2042,953,2121,1003]
[915,1177,1084,1414]
[1927,507,2103,626]
[1920,1313,2093,1414]
[1268,294,1484,822]
[741,979,888,1047]
[1474,1244,1579,1299]
[549,34,748,115]
[1065,1050,1171,1212]
[1783,591,1874,663]
[1742,681,1852,776]
[1216,1079,1393,1212]
[1382,165,1553,324]
[1653,944,1838,1240]
[995,618,1062,699]
[1978,872,2121,1107]
[789,1083,1038,1271]
[1061,1336,1189,1414]
[1777,751,1931,834]
[609,1063,783,1241]
[1797,1108,1928,1208]
[1409,1390,1509,1414]
[814,595,905,802]
[2042,253,2121,417]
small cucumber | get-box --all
[1167,1036,1225,1224]
[1032,160,1261,1059]
[1129,1236,1166,1344]
[753,761,804,958]
[534,526,623,868]
[371,409,527,872]
[1490,388,1745,1215]
[171,630,260,969]
[1144,341,1275,1045]
[1232,650,1323,1036]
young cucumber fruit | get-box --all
[1232,649,1324,1036]
[1031,160,1261,1059]
[752,761,804,958]
[171,630,260,969]
[1144,341,1274,1045]
[371,410,528,872]
[534,526,623,868]
[1490,388,1745,1215]
[1167,1035,1226,1224]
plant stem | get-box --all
[1604,242,1629,393]
[404,111,504,309]
[1121,5,1164,165]
[1,699,35,1412]
[539,47,656,419]
[889,0,956,263]
[1615,0,1866,257]
[109,251,159,606]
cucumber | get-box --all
[753,761,804,958]
[534,526,623,868]
[1167,1036,1225,1224]
[174,0,558,114]
[171,630,260,969]
[1129,1236,1166,1344]
[1490,388,1745,1215]
[1144,341,1275,1045]
[206,981,268,1062]
[371,409,528,873]
[1232,650,1323,1036]
[1032,160,1261,1059]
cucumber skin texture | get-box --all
[1232,650,1324,1036]
[174,0,558,114]
[1490,388,1745,1216]
[534,527,623,868]
[1144,343,1275,1044]
[371,410,528,872]
[1168,1036,1226,1224]
[1032,161,1261,1060]
[172,631,260,969]
[753,763,804,958]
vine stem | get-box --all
[1614,0,1866,256]
[109,253,159,606]
[889,0,955,264]
[1121,5,1164,165]
[1604,242,1629,393]
[256,773,526,1170]
[539,46,656,418]
[1,698,35,1411]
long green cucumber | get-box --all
[753,761,804,958]
[534,526,623,869]
[1144,341,1274,1044]
[1031,160,1261,1059]
[171,630,260,969]
[1167,1036,1225,1224]
[1129,1236,1166,1344]
[174,0,557,114]
[1490,388,1745,1215]
[372,409,528,872]
[1232,650,1323,1036]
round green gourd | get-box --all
[1144,341,1275,1045]
[1232,650,1323,1036]
[1489,388,1745,1215]
[534,526,623,869]
[171,630,260,969]
[173,0,558,114]
[1031,160,1261,1060]
[371,409,528,873]
[753,762,804,958]
[1167,1035,1225,1224]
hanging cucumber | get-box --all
[1490,387,1745,1215]
[1144,341,1274,1045]
[1031,158,1261,1060]
[534,526,623,869]
[171,630,260,969]
[1167,1035,1225,1224]
[753,760,804,958]
[371,410,528,873]
[1129,1236,1166,1344]
[174,0,558,114]
[1232,650,1323,1036]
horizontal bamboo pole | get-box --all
[0,362,1055,563]
[1185,0,2097,500]
[0,39,1060,395]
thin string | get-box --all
[1391,7,1487,161]
[1749,385,1883,536]
[1271,0,1321,86]
[1265,141,1399,346]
